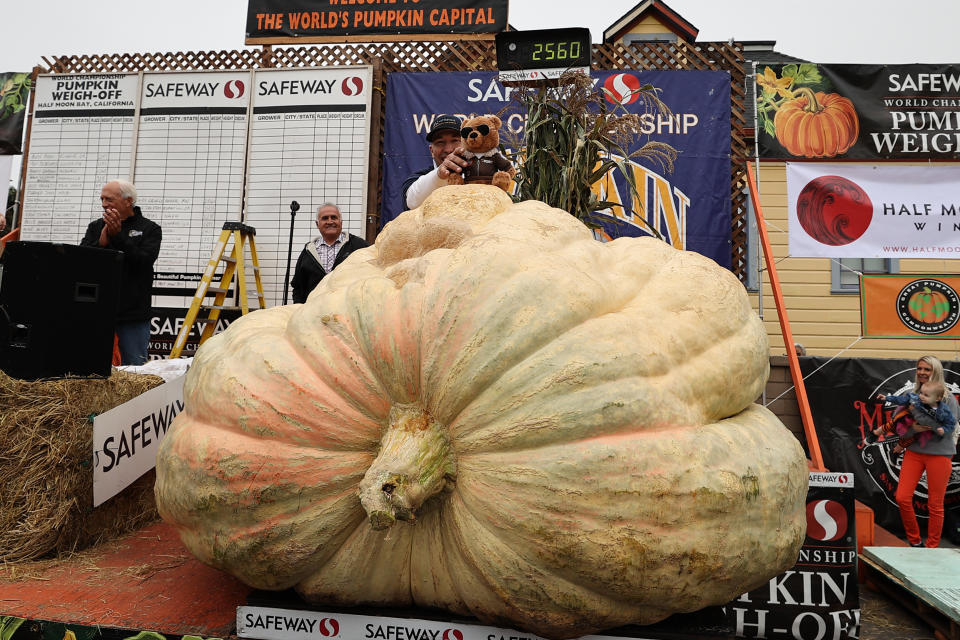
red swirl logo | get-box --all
[318,618,340,637]
[442,630,463,640]
[342,76,364,96]
[806,499,848,542]
[796,176,872,246]
[602,73,642,105]
[224,79,245,99]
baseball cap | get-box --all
[426,114,462,142]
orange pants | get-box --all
[895,450,952,548]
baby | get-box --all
[874,381,956,454]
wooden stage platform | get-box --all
[0,521,732,640]
[0,517,955,640]
[861,546,960,640]
[0,521,250,638]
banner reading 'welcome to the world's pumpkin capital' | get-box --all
[756,63,960,160]
[246,0,508,42]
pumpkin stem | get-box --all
[793,87,823,114]
[357,404,457,530]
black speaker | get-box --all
[0,241,123,380]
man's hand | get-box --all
[877,393,887,402]
[0,213,6,233]
[99,207,123,246]
[437,147,469,180]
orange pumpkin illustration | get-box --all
[908,287,950,324]
[774,88,859,158]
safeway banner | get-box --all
[757,63,960,160]
[382,70,733,268]
[238,606,674,640]
[727,472,859,640]
[787,163,960,258]
[861,274,960,338]
[93,374,185,506]
[799,356,960,533]
[246,0,508,42]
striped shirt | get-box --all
[315,232,347,273]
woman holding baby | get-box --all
[878,356,958,548]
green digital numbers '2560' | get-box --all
[531,41,582,62]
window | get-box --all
[831,258,898,293]
[622,33,678,45]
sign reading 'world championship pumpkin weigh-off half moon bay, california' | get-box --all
[757,64,960,160]
[786,163,960,259]
[246,0,507,42]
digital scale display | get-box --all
[496,27,591,82]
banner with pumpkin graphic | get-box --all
[860,275,960,338]
[756,63,960,160]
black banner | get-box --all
[0,72,32,154]
[245,0,508,42]
[800,356,960,533]
[148,306,240,360]
[756,64,960,160]
[727,473,859,640]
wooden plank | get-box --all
[747,163,825,470]
[862,547,960,630]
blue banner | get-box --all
[381,70,732,267]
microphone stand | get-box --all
[283,200,299,305]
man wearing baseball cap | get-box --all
[400,114,470,211]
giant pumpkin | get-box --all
[155,186,808,639]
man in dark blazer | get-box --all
[290,203,368,304]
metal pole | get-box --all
[283,200,299,305]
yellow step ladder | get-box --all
[170,221,265,358]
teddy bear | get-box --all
[447,114,515,192]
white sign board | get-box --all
[136,70,252,309]
[21,73,139,243]
[237,606,657,640]
[245,65,373,307]
[20,66,374,312]
[787,162,960,259]
[92,374,185,506]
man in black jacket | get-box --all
[80,179,161,365]
[400,114,470,211]
[291,203,368,304]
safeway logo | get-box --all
[224,79,245,99]
[603,72,643,105]
[442,629,463,640]
[318,618,340,637]
[342,76,364,96]
[806,499,849,542]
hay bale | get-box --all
[0,369,165,562]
